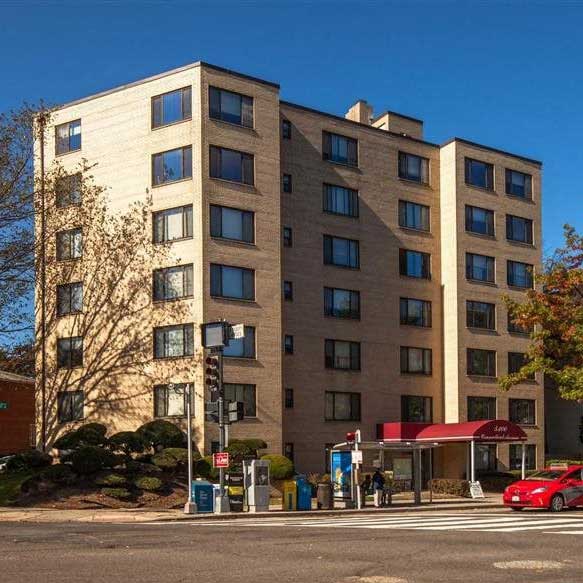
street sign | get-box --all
[228,401,244,423]
[213,452,230,468]
[230,323,245,340]
[351,450,363,464]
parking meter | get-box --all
[243,459,270,512]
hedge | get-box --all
[429,479,470,498]
[151,452,178,471]
[108,432,146,455]
[40,464,76,485]
[136,420,186,450]
[95,473,127,487]
[67,446,117,475]
[6,450,52,473]
[101,487,132,500]
[261,454,294,480]
[134,476,163,491]
[54,423,108,450]
[162,448,190,465]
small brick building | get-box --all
[0,370,35,455]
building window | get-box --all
[210,146,254,185]
[323,235,359,269]
[152,146,192,186]
[285,388,294,409]
[506,169,532,199]
[322,131,358,166]
[153,264,193,301]
[283,227,293,247]
[323,184,359,217]
[224,383,256,417]
[509,444,536,470]
[284,443,294,463]
[507,260,534,289]
[152,86,192,128]
[210,205,254,243]
[466,301,495,330]
[153,324,194,359]
[398,200,430,231]
[210,264,255,300]
[154,383,193,418]
[283,281,293,301]
[399,249,430,279]
[465,157,494,190]
[223,326,256,359]
[398,152,429,184]
[508,352,534,379]
[325,339,361,371]
[467,396,496,421]
[153,205,193,243]
[325,391,361,421]
[324,287,360,319]
[55,119,81,155]
[57,336,83,369]
[282,119,292,139]
[401,395,432,423]
[282,173,292,193]
[509,399,536,425]
[56,228,82,261]
[209,86,253,127]
[465,205,494,236]
[508,309,533,335]
[400,298,431,327]
[467,348,496,377]
[57,391,84,423]
[466,253,495,283]
[476,444,497,472]
[506,215,533,244]
[55,173,82,208]
[400,347,432,375]
[57,282,83,316]
[284,334,294,354]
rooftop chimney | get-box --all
[345,100,373,125]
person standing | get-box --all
[372,469,385,507]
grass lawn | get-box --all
[0,471,31,506]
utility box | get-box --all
[243,459,271,512]
[282,480,297,511]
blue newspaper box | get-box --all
[295,476,312,511]
[191,480,214,513]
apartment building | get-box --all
[36,61,543,477]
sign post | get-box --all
[183,383,197,514]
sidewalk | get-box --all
[0,493,503,524]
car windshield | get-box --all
[525,470,564,481]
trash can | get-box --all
[282,480,297,511]
[191,480,214,513]
[316,482,333,510]
[296,476,312,511]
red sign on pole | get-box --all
[213,452,230,468]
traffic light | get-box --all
[205,355,221,397]
[346,432,356,444]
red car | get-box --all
[503,465,583,512]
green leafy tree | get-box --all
[500,225,583,399]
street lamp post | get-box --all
[183,382,197,514]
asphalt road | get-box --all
[2,508,583,583]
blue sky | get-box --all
[2,0,581,253]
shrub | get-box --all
[233,438,267,453]
[151,452,178,471]
[101,487,131,500]
[108,432,146,456]
[546,459,583,466]
[40,464,76,485]
[162,448,191,465]
[225,442,255,462]
[95,473,127,487]
[195,457,218,481]
[53,423,108,450]
[126,460,162,475]
[6,450,52,473]
[134,476,163,491]
[68,446,116,475]
[429,479,470,497]
[261,454,294,480]
[136,420,186,450]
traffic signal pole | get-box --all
[215,347,230,514]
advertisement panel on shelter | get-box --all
[331,451,352,498]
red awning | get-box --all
[376,420,527,443]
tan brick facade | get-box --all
[36,61,543,477]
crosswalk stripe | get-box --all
[285,516,479,527]
[411,518,565,530]
[545,530,583,534]
[479,520,583,532]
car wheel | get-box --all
[510,506,523,511]
[550,494,565,512]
